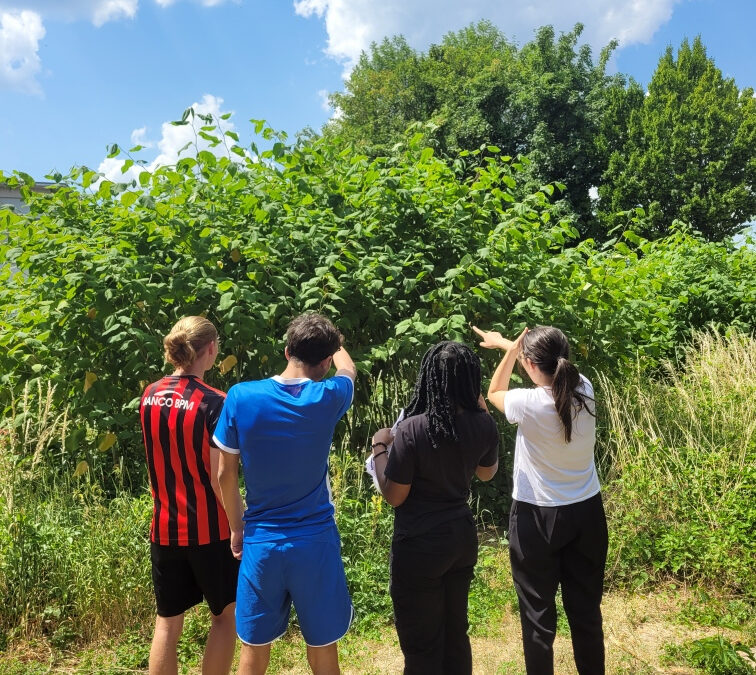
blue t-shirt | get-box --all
[213,374,353,541]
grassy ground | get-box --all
[1,585,752,674]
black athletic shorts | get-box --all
[151,539,240,617]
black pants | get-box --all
[509,493,608,675]
[390,514,478,675]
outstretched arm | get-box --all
[473,326,527,413]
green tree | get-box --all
[599,37,756,239]
[328,35,436,148]
[327,22,633,235]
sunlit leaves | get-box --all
[72,460,89,477]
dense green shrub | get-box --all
[0,484,152,642]
[2,114,754,485]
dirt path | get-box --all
[2,588,751,673]
[281,590,745,674]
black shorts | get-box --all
[151,539,240,617]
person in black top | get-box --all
[370,341,499,674]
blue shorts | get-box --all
[236,525,354,646]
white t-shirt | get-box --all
[504,374,599,506]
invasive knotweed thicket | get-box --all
[1,113,754,485]
[601,331,756,597]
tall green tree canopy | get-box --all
[327,22,635,236]
[599,37,756,239]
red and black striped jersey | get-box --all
[140,375,231,546]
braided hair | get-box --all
[404,341,484,449]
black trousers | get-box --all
[509,493,608,675]
[390,514,478,675]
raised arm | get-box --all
[332,345,357,381]
[473,326,527,413]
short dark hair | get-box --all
[286,313,343,366]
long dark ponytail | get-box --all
[521,326,594,443]
[404,341,483,449]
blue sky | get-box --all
[1,0,754,181]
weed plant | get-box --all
[600,331,756,597]
[663,635,754,675]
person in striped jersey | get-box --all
[140,316,240,675]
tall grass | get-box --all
[331,438,395,631]
[600,331,756,596]
[0,382,153,647]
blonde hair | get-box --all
[163,316,218,369]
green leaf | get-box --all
[218,292,235,311]
[120,192,138,207]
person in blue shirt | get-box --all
[214,313,356,675]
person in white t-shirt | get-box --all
[473,325,607,675]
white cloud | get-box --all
[91,0,138,26]
[148,94,235,168]
[0,10,45,95]
[317,88,331,112]
[0,0,233,93]
[294,0,683,73]
[155,0,237,7]
[97,94,238,183]
[130,126,153,148]
[0,0,233,24]
[0,1,138,25]
[97,155,143,184]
